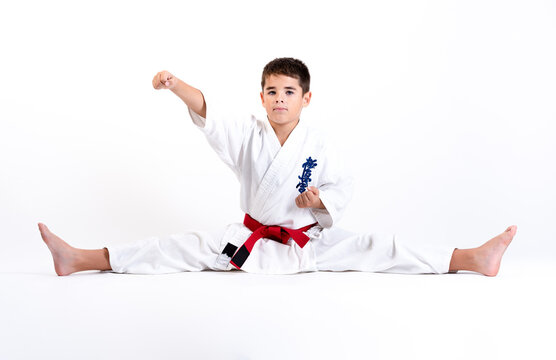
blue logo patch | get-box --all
[296,157,318,193]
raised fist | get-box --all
[152,70,177,90]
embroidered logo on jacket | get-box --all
[296,157,318,193]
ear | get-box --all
[260,91,265,106]
[302,91,312,107]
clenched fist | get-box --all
[152,70,178,90]
[295,186,325,209]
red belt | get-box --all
[226,214,316,269]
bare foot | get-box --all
[38,223,80,276]
[474,225,517,276]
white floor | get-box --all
[1,258,554,360]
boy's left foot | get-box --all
[473,225,517,276]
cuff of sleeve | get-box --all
[187,90,214,134]
[188,107,215,134]
[310,191,334,228]
[188,107,205,127]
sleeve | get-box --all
[310,146,354,228]
[187,91,251,177]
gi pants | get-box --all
[106,225,454,275]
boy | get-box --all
[39,58,516,276]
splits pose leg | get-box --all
[38,223,517,277]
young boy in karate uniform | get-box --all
[38,58,517,276]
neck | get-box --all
[269,118,300,146]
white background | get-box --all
[1,0,554,270]
[1,1,555,359]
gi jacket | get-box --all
[188,93,353,274]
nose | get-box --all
[275,92,285,103]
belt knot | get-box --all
[226,214,316,269]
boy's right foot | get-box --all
[38,223,80,276]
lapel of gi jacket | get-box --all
[250,118,307,222]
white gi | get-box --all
[107,94,455,275]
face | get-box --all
[260,74,312,128]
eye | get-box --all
[286,90,294,95]
[267,91,276,95]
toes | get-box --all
[38,224,48,239]
[38,223,49,233]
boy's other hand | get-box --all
[152,70,177,90]
[295,186,325,209]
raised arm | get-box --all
[152,70,206,118]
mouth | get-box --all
[273,107,287,111]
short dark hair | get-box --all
[261,57,310,95]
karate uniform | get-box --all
[107,94,454,275]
